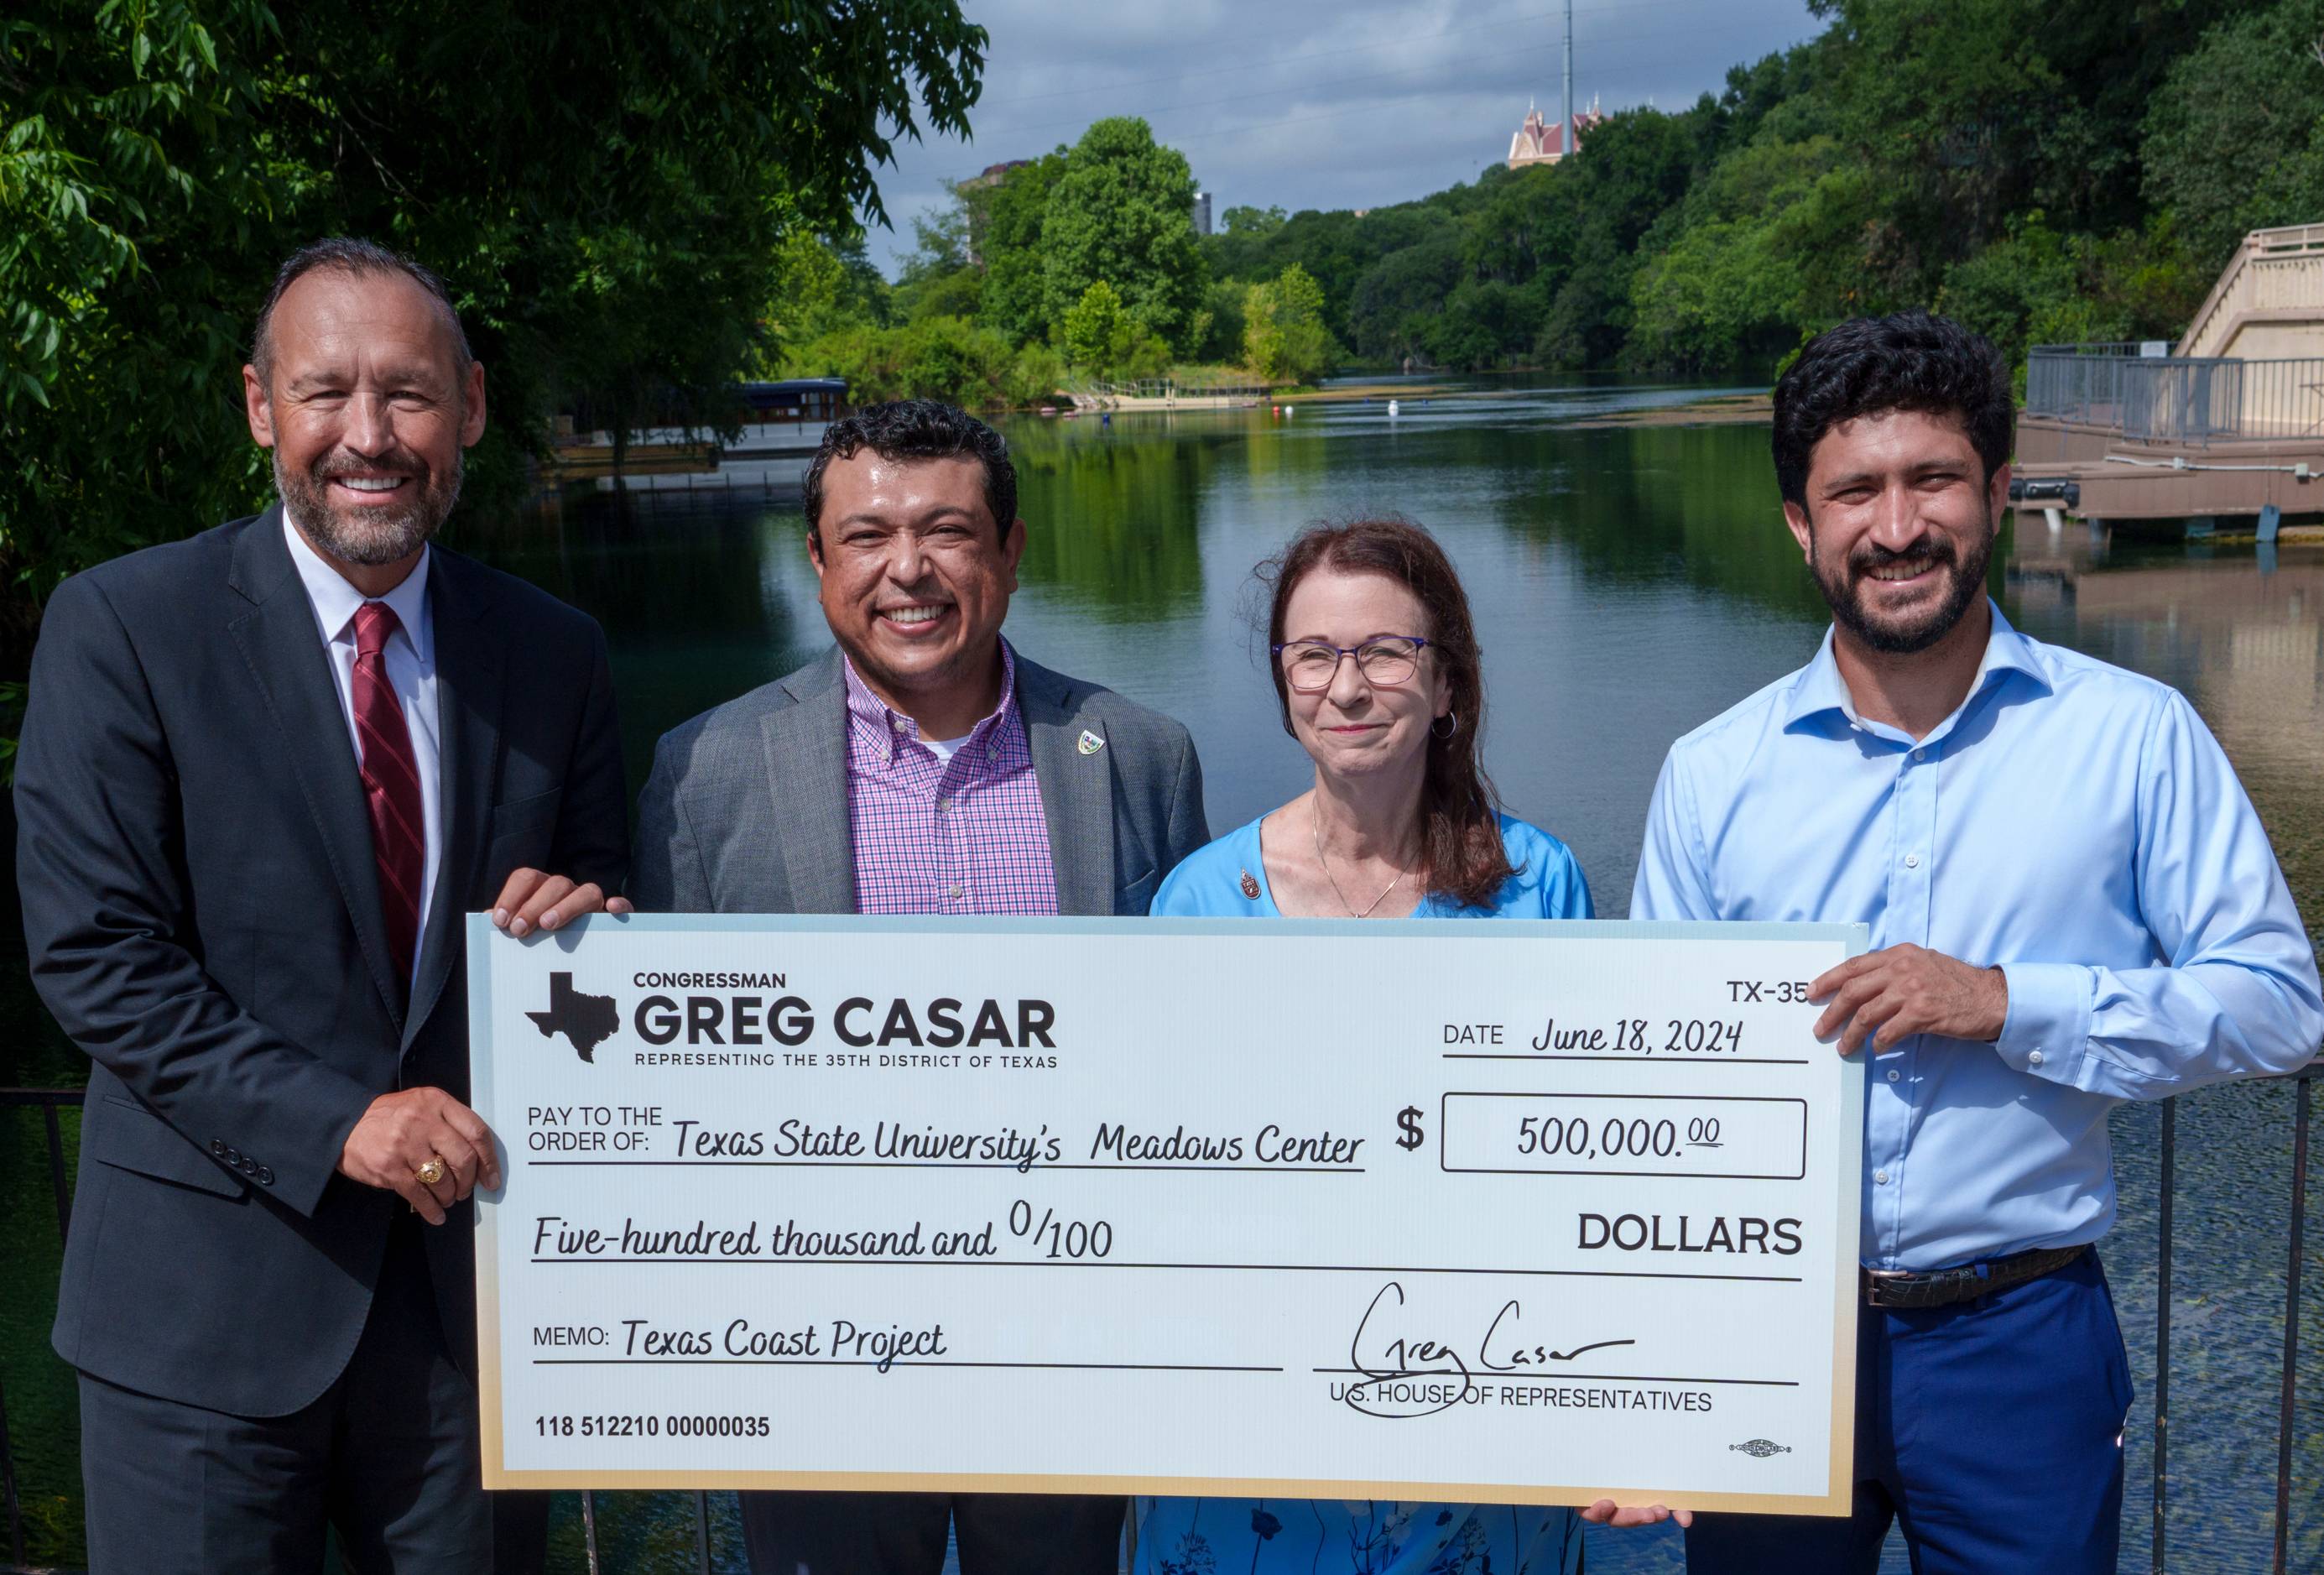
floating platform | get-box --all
[540,441,720,480]
[2014,415,2321,525]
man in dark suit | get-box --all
[16,237,629,1572]
[632,399,1208,1573]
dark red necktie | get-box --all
[352,602,425,989]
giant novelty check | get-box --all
[471,915,1867,1514]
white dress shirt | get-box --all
[283,517,444,978]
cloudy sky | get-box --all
[861,0,1827,274]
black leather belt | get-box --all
[1861,1243,2088,1310]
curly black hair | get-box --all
[802,399,1019,547]
[1772,312,2014,510]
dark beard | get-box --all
[274,442,462,566]
[1812,511,1994,655]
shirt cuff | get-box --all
[1994,962,2094,1084]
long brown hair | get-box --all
[1261,517,1514,910]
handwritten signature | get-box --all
[1340,1280,1636,1417]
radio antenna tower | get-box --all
[1562,0,1574,158]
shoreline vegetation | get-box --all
[12,1,2324,653]
[1056,383,1772,427]
[777,3,2324,425]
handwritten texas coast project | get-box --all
[469,915,1868,1515]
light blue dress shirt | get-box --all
[1632,602,2321,1271]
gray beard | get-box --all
[274,445,462,566]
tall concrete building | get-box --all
[1193,190,1213,236]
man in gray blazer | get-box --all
[631,399,1207,1573]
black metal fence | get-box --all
[0,1087,712,1575]
[3,1068,2318,1573]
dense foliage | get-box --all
[1195,0,2323,376]
[14,0,2324,662]
[784,115,1217,391]
[1,0,986,662]
[792,2,2324,410]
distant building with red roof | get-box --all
[1509,97,1605,169]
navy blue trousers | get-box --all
[76,1216,542,1575]
[1686,1249,2132,1575]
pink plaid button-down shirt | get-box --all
[843,642,1060,915]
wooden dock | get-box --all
[2019,223,2324,528]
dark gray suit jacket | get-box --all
[16,506,628,1416]
[630,647,1206,916]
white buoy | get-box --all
[1388,399,1401,417]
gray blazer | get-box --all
[631,647,1208,916]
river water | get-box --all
[1,380,2316,1572]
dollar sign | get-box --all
[1396,1105,1425,1151]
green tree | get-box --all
[1221,204,1286,234]
[1348,238,1462,362]
[2,0,985,663]
[1193,278,1249,362]
[1624,133,1872,370]
[1040,117,1208,353]
[761,231,851,360]
[2141,0,2324,269]
[892,185,982,321]
[1055,279,1170,380]
[793,314,1058,409]
[1796,0,2061,291]
[1242,263,1338,383]
[903,197,972,279]
[1060,279,1128,370]
[968,149,1066,345]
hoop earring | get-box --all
[1431,712,1458,740]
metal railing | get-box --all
[4,1068,2319,1572]
[1071,377,1277,404]
[0,1088,716,1575]
[2025,346,2324,446]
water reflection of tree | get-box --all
[1007,420,1212,618]
[457,488,815,785]
[1496,425,1837,622]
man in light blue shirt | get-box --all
[1632,311,2321,1574]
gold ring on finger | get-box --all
[414,1156,448,1187]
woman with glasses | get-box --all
[1133,517,1590,1575]
[1153,516,1589,926]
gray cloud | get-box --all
[864,0,1826,273]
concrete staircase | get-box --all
[2177,223,2324,360]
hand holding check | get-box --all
[1580,1499,1693,1530]
[337,867,628,1222]
[337,1087,501,1223]
[488,863,633,938]
[1809,943,2009,1055]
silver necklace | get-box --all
[1311,805,1410,919]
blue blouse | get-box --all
[1134,1498,1583,1575]
[1152,811,1594,920]
[1136,809,1591,1574]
